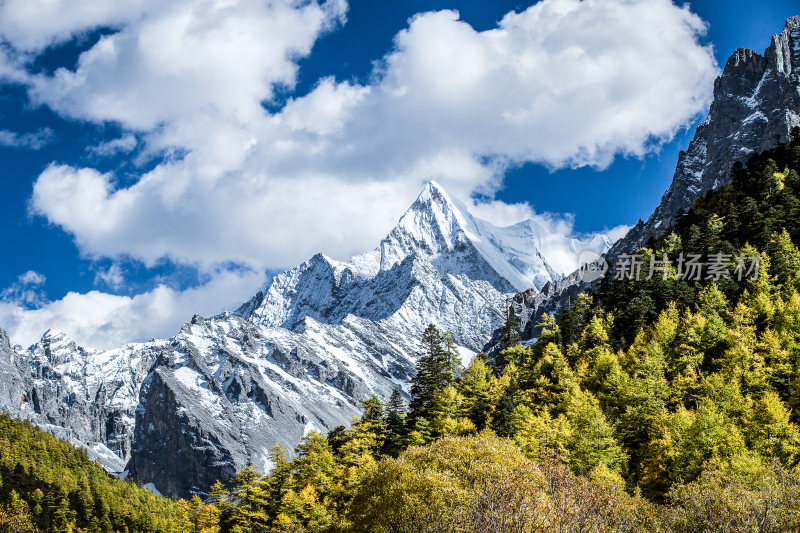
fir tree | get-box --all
[500,302,521,351]
[382,390,406,457]
[408,324,461,424]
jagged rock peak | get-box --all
[767,16,800,76]
[38,329,80,356]
[723,48,766,79]
[41,329,69,341]
[606,15,800,260]
[383,180,468,255]
[413,180,453,208]
[379,180,477,269]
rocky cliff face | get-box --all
[484,17,800,352]
[0,181,613,498]
[0,329,162,473]
[482,270,590,354]
[608,16,800,260]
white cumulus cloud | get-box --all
[25,0,347,129]
[23,0,716,272]
[0,269,264,350]
[0,0,719,346]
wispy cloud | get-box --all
[87,134,137,157]
[94,263,125,290]
[1,270,47,308]
[0,128,54,149]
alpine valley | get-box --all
[1,14,799,505]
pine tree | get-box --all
[262,444,290,522]
[326,425,349,455]
[747,391,800,467]
[491,363,521,437]
[228,467,270,533]
[406,417,433,447]
[359,396,386,446]
[338,400,384,472]
[564,390,626,475]
[499,302,521,352]
[51,490,75,533]
[458,357,494,431]
[382,390,406,457]
[291,432,337,496]
[519,342,577,414]
[536,313,562,353]
[179,495,220,533]
[509,405,570,461]
[428,385,465,437]
[408,324,461,424]
[768,229,800,287]
[275,433,337,529]
[207,480,233,529]
[0,490,39,533]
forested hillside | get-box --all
[0,414,217,532]
[4,132,800,531]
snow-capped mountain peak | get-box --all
[380,180,611,293]
[380,180,482,265]
[238,180,616,333]
[0,179,615,498]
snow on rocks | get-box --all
[0,171,614,497]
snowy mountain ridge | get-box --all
[237,180,611,331]
[0,180,614,497]
[379,181,611,293]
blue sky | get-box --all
[0,0,797,348]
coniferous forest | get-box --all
[4,132,800,531]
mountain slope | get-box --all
[0,180,613,497]
[488,16,800,352]
[608,16,800,260]
[126,182,583,496]
[0,328,162,472]
[0,412,191,532]
[236,181,609,331]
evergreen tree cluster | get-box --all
[0,414,218,532]
[591,126,800,349]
